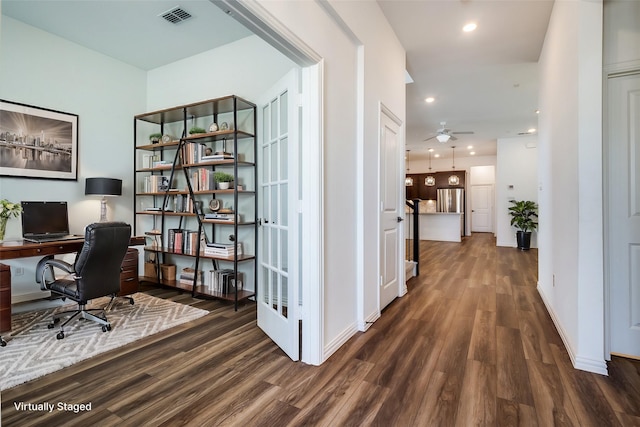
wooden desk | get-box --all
[0,236,144,346]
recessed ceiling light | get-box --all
[434,154,440,158]
[535,109,540,114]
[463,23,477,32]
[425,97,435,103]
[470,151,476,155]
[467,145,473,150]
[528,128,537,133]
[428,148,435,152]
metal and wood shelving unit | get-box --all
[134,96,257,309]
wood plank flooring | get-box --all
[3,233,640,426]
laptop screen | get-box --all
[21,201,70,238]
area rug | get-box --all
[0,293,209,391]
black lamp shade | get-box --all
[85,178,122,196]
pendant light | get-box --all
[425,150,435,186]
[448,146,460,186]
[405,149,414,186]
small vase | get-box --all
[218,182,230,190]
[0,217,7,241]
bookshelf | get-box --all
[134,96,257,309]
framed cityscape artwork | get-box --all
[0,99,78,180]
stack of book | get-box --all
[204,242,243,257]
[208,269,243,294]
[204,212,238,221]
[168,229,203,254]
[142,175,170,193]
[201,152,234,161]
[179,267,203,286]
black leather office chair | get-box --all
[35,222,131,339]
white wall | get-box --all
[147,36,296,111]
[257,1,405,359]
[0,16,146,301]
[326,1,406,332]
[538,0,605,374]
[495,136,538,248]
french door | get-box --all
[257,69,300,361]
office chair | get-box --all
[35,222,131,339]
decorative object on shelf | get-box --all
[405,176,414,186]
[209,123,218,132]
[209,199,221,212]
[189,126,206,135]
[85,177,122,222]
[149,133,162,144]
[0,199,22,241]
[448,146,460,186]
[162,134,172,143]
[508,200,538,250]
[0,100,78,181]
[219,122,228,131]
[213,171,234,190]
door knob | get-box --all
[397,216,404,222]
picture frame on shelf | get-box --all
[0,99,78,180]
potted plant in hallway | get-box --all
[508,200,538,250]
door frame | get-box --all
[378,103,406,313]
[470,184,494,233]
[216,0,324,365]
[603,66,640,359]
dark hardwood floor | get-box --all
[2,233,640,426]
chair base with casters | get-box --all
[48,303,112,340]
[34,222,132,340]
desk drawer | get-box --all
[119,248,138,296]
[0,264,10,334]
[18,245,72,258]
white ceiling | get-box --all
[1,0,554,162]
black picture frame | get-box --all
[0,99,78,180]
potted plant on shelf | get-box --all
[189,126,206,135]
[508,200,538,250]
[149,133,162,144]
[214,171,234,190]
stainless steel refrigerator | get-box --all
[436,188,464,213]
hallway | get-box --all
[2,234,640,426]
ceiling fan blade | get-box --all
[449,135,458,141]
[452,131,474,135]
[423,135,437,141]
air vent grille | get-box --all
[159,6,192,24]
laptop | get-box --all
[21,201,82,243]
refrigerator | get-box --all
[436,188,464,213]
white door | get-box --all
[380,108,404,310]
[257,69,299,361]
[471,184,493,233]
[608,72,640,358]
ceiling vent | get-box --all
[159,6,192,24]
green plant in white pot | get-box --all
[214,171,234,190]
[508,200,538,250]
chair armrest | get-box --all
[35,256,75,290]
[43,259,75,273]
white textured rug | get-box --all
[0,293,208,391]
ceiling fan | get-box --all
[423,122,474,143]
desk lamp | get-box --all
[85,178,122,222]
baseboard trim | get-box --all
[537,283,608,376]
[12,291,50,304]
[358,310,380,331]
[323,322,358,362]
